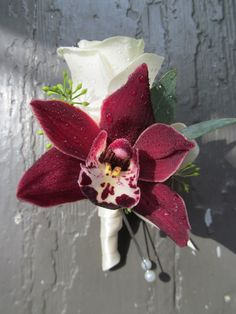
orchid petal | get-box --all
[31,100,100,160]
[134,123,195,182]
[17,148,85,207]
[78,132,140,209]
[86,130,108,168]
[100,64,155,145]
[171,122,200,168]
[108,53,164,95]
[135,182,190,246]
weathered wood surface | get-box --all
[0,0,236,313]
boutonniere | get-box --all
[17,36,236,282]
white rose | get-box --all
[58,36,164,123]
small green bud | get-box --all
[37,130,44,135]
[183,183,190,193]
[124,208,132,214]
[46,143,53,149]
[81,101,89,106]
[80,88,87,95]
[56,84,64,93]
[42,86,50,92]
[73,83,82,93]
[47,91,56,96]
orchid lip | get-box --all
[99,138,132,172]
[78,131,140,210]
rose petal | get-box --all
[31,99,100,160]
[100,64,155,145]
[171,122,200,168]
[57,47,113,108]
[135,182,190,246]
[134,123,195,182]
[108,53,164,95]
[78,134,140,209]
[78,40,101,48]
[17,148,85,207]
[77,36,144,76]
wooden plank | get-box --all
[0,0,235,313]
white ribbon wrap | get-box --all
[98,207,123,271]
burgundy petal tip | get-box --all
[16,185,24,201]
[135,183,190,247]
[183,136,195,150]
[16,148,85,207]
[16,182,45,207]
[136,63,148,74]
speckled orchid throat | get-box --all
[78,130,140,210]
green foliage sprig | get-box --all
[42,71,89,106]
[175,163,200,178]
[124,208,132,215]
[171,163,200,193]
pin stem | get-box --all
[121,210,145,262]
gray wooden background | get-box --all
[1,0,236,313]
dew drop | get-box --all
[106,112,113,123]
[73,136,78,140]
[138,75,145,83]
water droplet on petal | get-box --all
[138,75,145,83]
[106,112,113,123]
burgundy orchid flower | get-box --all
[17,64,195,246]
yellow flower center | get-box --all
[104,162,121,177]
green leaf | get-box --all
[150,69,176,124]
[181,118,236,140]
